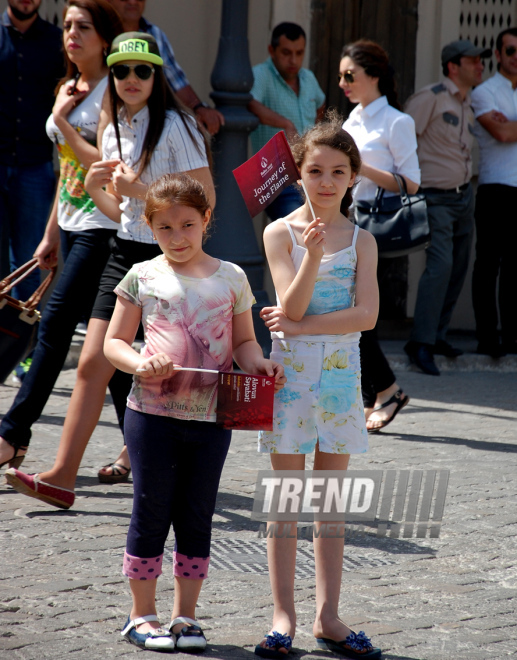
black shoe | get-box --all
[476,342,507,359]
[404,341,440,376]
[501,340,517,355]
[433,340,463,358]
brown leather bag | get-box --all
[0,259,56,383]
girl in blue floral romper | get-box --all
[255,114,382,660]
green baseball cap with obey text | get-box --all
[107,32,164,67]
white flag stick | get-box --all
[300,179,317,222]
[136,366,219,374]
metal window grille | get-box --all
[42,0,65,27]
[460,0,517,75]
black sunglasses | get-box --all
[111,64,155,81]
[504,45,517,57]
[338,70,355,84]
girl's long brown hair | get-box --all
[108,61,212,179]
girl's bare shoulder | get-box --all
[355,226,378,255]
[264,217,293,241]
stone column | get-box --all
[207,0,270,352]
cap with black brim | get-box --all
[107,32,164,68]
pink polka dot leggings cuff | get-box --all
[173,551,210,579]
[123,551,162,579]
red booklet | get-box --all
[216,372,275,431]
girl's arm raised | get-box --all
[263,229,379,336]
[53,81,102,169]
[104,297,178,378]
[232,309,286,392]
[263,218,325,321]
[84,159,123,223]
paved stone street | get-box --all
[1,352,516,659]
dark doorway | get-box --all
[310,0,420,323]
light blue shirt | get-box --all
[250,57,325,153]
[471,71,517,187]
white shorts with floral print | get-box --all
[258,339,368,454]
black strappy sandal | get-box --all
[367,389,409,434]
[0,444,27,470]
[98,463,131,484]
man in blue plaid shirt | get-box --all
[108,0,224,135]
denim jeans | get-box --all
[0,227,115,449]
[265,184,303,221]
[410,184,474,345]
[0,162,56,301]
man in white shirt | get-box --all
[471,27,517,357]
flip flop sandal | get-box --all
[169,616,207,653]
[316,630,381,658]
[98,463,131,484]
[367,389,409,434]
[255,631,293,658]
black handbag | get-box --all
[0,259,56,384]
[354,173,430,258]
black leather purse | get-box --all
[354,173,430,258]
[0,259,55,383]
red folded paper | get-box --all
[216,372,275,431]
[233,131,300,218]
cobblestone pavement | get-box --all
[0,364,516,659]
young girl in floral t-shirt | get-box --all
[104,173,285,654]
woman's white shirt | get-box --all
[102,106,208,244]
[343,95,420,201]
[46,77,118,232]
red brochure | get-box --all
[233,131,300,218]
[216,372,275,431]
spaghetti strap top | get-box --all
[270,219,361,344]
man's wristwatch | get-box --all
[192,102,208,112]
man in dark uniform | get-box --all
[0,0,64,300]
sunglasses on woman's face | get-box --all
[111,64,155,81]
[504,45,517,57]
[338,70,355,84]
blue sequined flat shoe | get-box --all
[121,614,175,652]
[255,630,293,658]
[316,630,381,659]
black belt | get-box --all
[421,183,470,194]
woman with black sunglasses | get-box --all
[6,32,214,513]
[338,40,420,433]
[0,0,122,471]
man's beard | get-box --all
[9,4,39,21]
